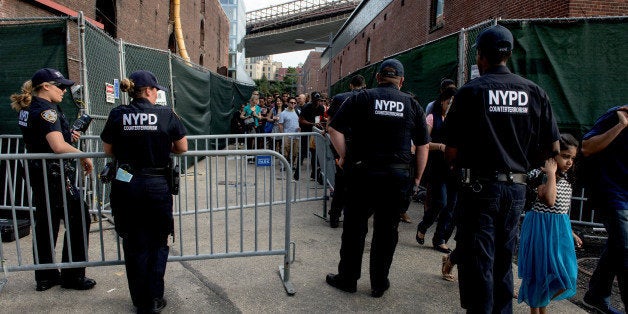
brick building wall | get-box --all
[300,51,322,95]
[0,0,228,79]
[320,0,626,91]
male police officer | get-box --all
[326,59,429,298]
[326,74,366,228]
[445,25,559,313]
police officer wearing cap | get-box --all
[445,25,559,313]
[326,74,366,228]
[10,68,96,292]
[101,70,187,313]
[326,59,429,298]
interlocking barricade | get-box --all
[0,149,296,296]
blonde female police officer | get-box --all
[11,68,95,292]
[101,70,187,313]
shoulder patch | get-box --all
[41,109,58,123]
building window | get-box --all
[431,0,445,29]
[200,20,205,48]
[199,54,204,66]
[365,37,371,65]
[401,0,405,6]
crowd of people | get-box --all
[10,24,626,313]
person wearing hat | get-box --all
[444,25,560,312]
[326,58,429,298]
[101,70,187,313]
[10,68,96,292]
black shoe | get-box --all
[583,293,622,314]
[329,213,340,228]
[326,273,356,293]
[36,278,61,291]
[61,276,96,290]
[371,279,390,298]
[151,298,167,313]
[415,231,425,245]
[434,244,453,254]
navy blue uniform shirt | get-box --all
[330,83,430,165]
[583,106,627,209]
[445,65,559,173]
[100,98,187,169]
[18,96,72,152]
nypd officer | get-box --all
[10,68,95,291]
[326,74,366,228]
[445,25,559,313]
[326,59,429,298]
[101,70,187,313]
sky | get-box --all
[242,0,313,67]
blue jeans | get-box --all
[587,198,628,308]
[456,181,526,313]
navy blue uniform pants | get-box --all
[111,175,173,309]
[337,166,410,290]
[29,163,90,282]
[587,197,628,307]
[329,164,347,218]
[456,182,525,313]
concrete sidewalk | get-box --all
[0,197,586,313]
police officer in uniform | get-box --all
[10,68,96,292]
[100,70,187,313]
[326,74,366,228]
[326,59,429,298]
[444,25,559,312]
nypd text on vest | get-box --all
[487,90,528,114]
[374,99,404,117]
[123,113,158,130]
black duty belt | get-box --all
[136,167,167,176]
[475,172,527,185]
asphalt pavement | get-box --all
[0,195,587,313]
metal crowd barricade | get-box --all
[185,132,333,220]
[0,149,296,295]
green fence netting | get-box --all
[0,20,77,136]
[504,19,628,137]
[331,17,627,137]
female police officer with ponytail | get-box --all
[11,68,95,292]
[100,70,187,313]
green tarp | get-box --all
[331,18,627,137]
[0,21,77,136]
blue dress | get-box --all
[517,169,578,308]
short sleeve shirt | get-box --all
[330,83,430,164]
[582,106,628,208]
[100,98,187,168]
[300,102,325,132]
[18,96,71,153]
[445,65,560,173]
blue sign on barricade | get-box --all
[256,155,272,167]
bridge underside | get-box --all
[244,13,350,58]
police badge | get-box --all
[41,109,58,123]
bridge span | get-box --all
[244,0,359,58]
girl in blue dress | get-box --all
[518,134,582,313]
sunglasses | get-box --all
[48,82,67,90]
[289,101,297,104]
